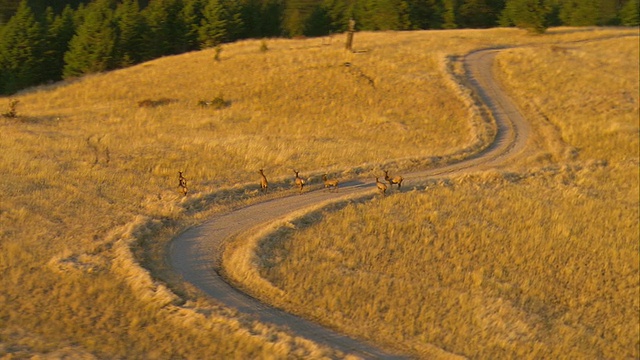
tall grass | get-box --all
[1,27,637,357]
[239,34,639,358]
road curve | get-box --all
[169,48,529,358]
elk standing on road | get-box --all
[293,170,306,194]
[322,174,339,191]
[375,177,387,196]
[384,170,404,189]
[259,169,269,193]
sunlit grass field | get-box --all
[1,27,637,357]
[243,34,639,358]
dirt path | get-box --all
[169,48,530,358]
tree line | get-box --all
[0,0,638,95]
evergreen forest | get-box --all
[0,0,638,95]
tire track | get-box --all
[169,48,529,358]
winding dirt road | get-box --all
[169,48,531,358]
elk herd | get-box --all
[255,168,403,196]
[178,169,403,196]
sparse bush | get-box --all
[198,94,230,109]
[137,98,175,108]
[1,99,19,118]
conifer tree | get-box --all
[500,0,549,33]
[620,0,639,25]
[260,0,285,36]
[0,0,20,25]
[42,5,76,82]
[441,0,458,28]
[222,0,245,41]
[199,0,227,47]
[115,0,146,66]
[458,0,502,27]
[559,0,599,25]
[283,0,320,36]
[238,0,261,37]
[63,0,117,78]
[406,0,444,29]
[305,5,332,35]
[354,0,411,30]
[143,0,188,58]
[284,7,304,35]
[181,0,206,51]
[321,0,350,32]
[0,0,45,94]
[239,0,281,38]
[198,0,244,46]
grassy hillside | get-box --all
[244,34,639,358]
[1,27,637,357]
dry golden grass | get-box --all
[0,27,637,357]
[234,33,639,358]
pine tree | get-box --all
[559,0,599,25]
[283,0,321,36]
[620,0,639,25]
[0,0,45,94]
[199,0,227,47]
[458,0,502,27]
[321,0,350,32]
[181,0,206,51]
[143,0,190,57]
[260,0,285,36]
[406,0,445,29]
[63,0,117,78]
[306,5,332,35]
[0,0,20,25]
[442,0,459,28]
[500,0,550,33]
[354,0,411,30]
[42,5,76,82]
[114,0,146,66]
[222,0,245,41]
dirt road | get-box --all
[169,48,530,358]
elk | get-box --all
[259,169,268,193]
[322,174,339,191]
[375,177,387,195]
[293,169,306,193]
[178,171,188,196]
[384,170,404,189]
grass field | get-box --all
[1,27,638,358]
[240,34,639,358]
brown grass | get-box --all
[1,27,637,357]
[230,32,639,359]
